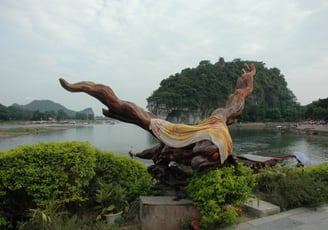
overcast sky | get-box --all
[1,0,327,116]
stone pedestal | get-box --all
[139,196,200,230]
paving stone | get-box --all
[223,204,328,230]
[243,198,280,218]
[255,217,303,230]
[289,206,328,223]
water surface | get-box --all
[1,123,327,165]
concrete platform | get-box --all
[139,196,200,230]
[243,198,280,218]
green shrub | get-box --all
[254,163,328,210]
[187,164,255,229]
[87,150,153,204]
[86,150,154,222]
[0,142,97,228]
[0,142,154,229]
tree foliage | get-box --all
[304,98,328,121]
[147,59,305,122]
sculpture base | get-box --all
[139,196,200,230]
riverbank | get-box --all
[0,125,82,138]
[230,122,328,135]
[295,124,328,134]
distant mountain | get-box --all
[14,99,93,116]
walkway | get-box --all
[223,204,328,230]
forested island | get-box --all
[147,58,327,124]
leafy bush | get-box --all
[187,164,255,229]
[0,142,153,229]
[86,150,154,223]
[254,163,328,210]
[0,142,96,227]
[87,150,154,206]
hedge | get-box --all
[254,163,328,210]
[187,164,255,229]
[0,142,153,229]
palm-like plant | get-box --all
[95,180,128,220]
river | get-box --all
[1,123,328,165]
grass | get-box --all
[0,127,71,138]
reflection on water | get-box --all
[1,124,327,165]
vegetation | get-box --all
[187,164,255,229]
[1,141,328,229]
[0,142,153,229]
[147,58,328,122]
[304,98,328,121]
[186,162,328,229]
[0,127,75,138]
[254,163,328,211]
[95,181,128,219]
[0,104,94,121]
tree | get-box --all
[44,110,57,121]
[75,112,87,120]
[57,109,69,121]
[266,108,282,121]
[7,106,32,120]
[305,98,328,120]
[32,110,43,121]
[0,104,9,120]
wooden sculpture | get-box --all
[59,63,256,187]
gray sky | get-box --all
[1,0,327,116]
